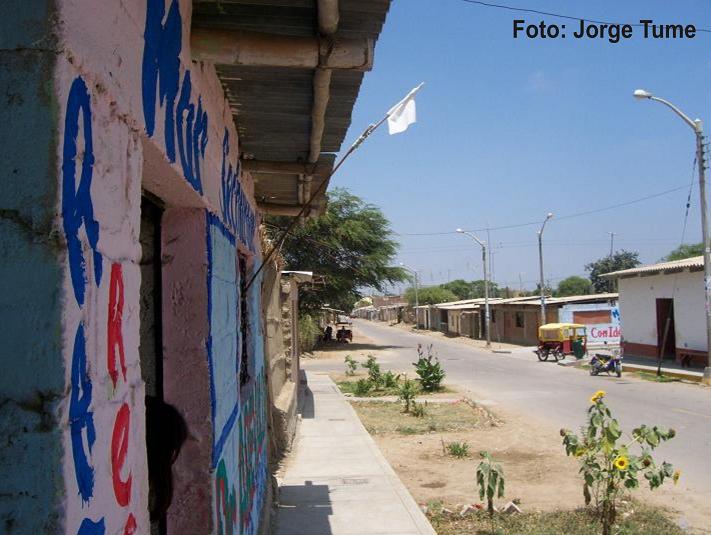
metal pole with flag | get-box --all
[246,82,426,290]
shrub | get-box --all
[382,370,400,388]
[446,441,470,458]
[561,391,678,535]
[344,355,358,376]
[476,451,505,516]
[354,379,372,396]
[362,354,382,386]
[298,313,321,352]
[398,379,418,413]
[411,401,428,418]
[413,344,445,392]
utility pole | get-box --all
[457,229,490,347]
[634,89,711,385]
[400,263,419,329]
[538,213,554,326]
[608,232,616,257]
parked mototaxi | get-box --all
[535,323,587,361]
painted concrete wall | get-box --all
[618,271,706,352]
[1,2,66,532]
[3,0,268,532]
[559,303,620,346]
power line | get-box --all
[457,0,711,34]
[396,183,691,237]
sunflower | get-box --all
[673,470,681,485]
[590,390,606,404]
[613,456,629,471]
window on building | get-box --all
[515,311,525,328]
[490,310,496,323]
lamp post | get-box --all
[634,89,711,385]
[538,213,554,326]
[456,229,490,347]
[400,263,419,329]
[608,231,616,257]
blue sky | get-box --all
[333,0,711,292]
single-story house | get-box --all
[603,256,706,367]
[488,294,619,346]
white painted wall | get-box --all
[618,271,706,351]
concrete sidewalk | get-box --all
[274,371,435,535]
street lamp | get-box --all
[400,262,420,329]
[537,213,554,326]
[456,229,491,347]
[634,89,711,385]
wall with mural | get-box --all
[559,303,621,346]
[2,0,267,532]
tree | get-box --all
[440,279,472,300]
[440,279,500,300]
[663,243,703,261]
[405,286,457,306]
[267,188,408,312]
[556,276,592,297]
[585,250,640,293]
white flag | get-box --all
[386,82,424,135]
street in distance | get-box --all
[513,19,697,43]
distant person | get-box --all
[324,325,333,342]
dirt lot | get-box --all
[305,330,709,532]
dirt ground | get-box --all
[304,330,710,533]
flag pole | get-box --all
[245,112,390,291]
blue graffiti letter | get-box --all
[142,0,182,162]
[62,77,102,306]
[70,324,97,503]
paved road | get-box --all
[306,319,711,514]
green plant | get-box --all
[382,370,400,388]
[362,354,382,386]
[298,313,321,352]
[446,441,470,458]
[354,378,372,396]
[344,355,358,376]
[413,344,445,392]
[561,390,678,535]
[398,379,418,413]
[476,451,505,516]
[411,401,428,418]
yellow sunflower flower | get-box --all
[614,456,629,471]
[673,470,681,485]
[590,390,606,404]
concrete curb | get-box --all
[622,364,703,384]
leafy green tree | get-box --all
[268,188,407,311]
[556,276,592,297]
[663,243,704,261]
[405,286,457,306]
[585,250,640,293]
[440,279,472,300]
[439,279,500,300]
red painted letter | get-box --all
[111,402,132,506]
[107,263,126,387]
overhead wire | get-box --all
[457,0,711,34]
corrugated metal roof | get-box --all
[494,293,618,307]
[192,0,391,213]
[603,256,704,278]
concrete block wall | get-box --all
[1,0,269,533]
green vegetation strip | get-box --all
[427,503,684,535]
[350,400,495,435]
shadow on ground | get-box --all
[315,341,406,352]
[276,481,333,534]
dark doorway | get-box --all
[138,195,166,535]
[656,298,676,360]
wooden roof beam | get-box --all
[191,29,373,71]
